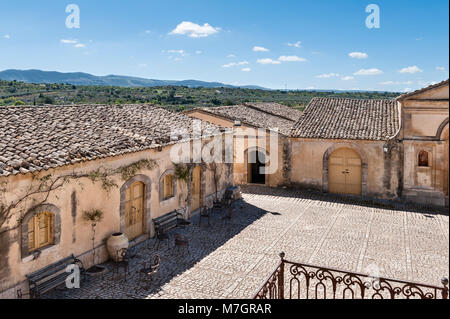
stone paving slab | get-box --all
[45,185,449,299]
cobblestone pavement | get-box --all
[45,186,449,299]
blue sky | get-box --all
[0,0,448,91]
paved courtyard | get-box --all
[46,185,449,299]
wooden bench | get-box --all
[25,254,85,299]
[152,210,190,248]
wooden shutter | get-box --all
[163,175,173,199]
[28,212,53,252]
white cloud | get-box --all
[241,68,251,72]
[253,46,269,52]
[4,34,10,39]
[349,52,368,59]
[222,63,235,68]
[167,49,187,56]
[354,68,383,76]
[436,66,446,72]
[257,58,281,65]
[278,55,307,62]
[195,50,202,54]
[227,54,236,58]
[316,73,340,78]
[222,61,249,68]
[403,88,412,92]
[60,39,77,44]
[399,65,423,74]
[341,76,355,81]
[61,39,86,48]
[144,30,152,34]
[379,80,413,85]
[169,21,220,38]
[287,41,301,48]
[138,64,148,68]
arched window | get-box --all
[418,150,429,167]
[162,174,174,200]
[27,212,54,252]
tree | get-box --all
[83,209,104,268]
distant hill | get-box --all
[0,69,267,90]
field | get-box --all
[0,80,400,111]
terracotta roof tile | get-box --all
[243,102,302,121]
[290,98,399,140]
[0,104,218,177]
[198,104,297,135]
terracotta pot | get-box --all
[106,232,129,262]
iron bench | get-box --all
[152,210,190,248]
[25,254,85,299]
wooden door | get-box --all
[125,182,145,240]
[191,166,202,212]
[444,136,449,197]
[329,148,362,195]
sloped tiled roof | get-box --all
[243,102,302,121]
[0,104,218,177]
[291,98,399,141]
[197,104,297,135]
[396,79,449,100]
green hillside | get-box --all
[0,80,400,112]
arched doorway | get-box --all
[124,181,145,240]
[328,148,362,195]
[247,149,266,184]
[191,166,202,212]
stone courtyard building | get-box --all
[397,80,449,207]
[0,104,233,297]
[0,80,448,299]
[290,97,403,199]
[186,80,449,206]
[184,102,302,187]
[289,80,448,205]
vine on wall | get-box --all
[0,159,157,234]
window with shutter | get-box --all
[27,212,54,252]
[163,174,174,200]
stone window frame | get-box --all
[21,204,61,259]
[416,148,433,168]
[119,175,152,235]
[159,169,177,202]
[322,144,368,196]
[418,150,431,167]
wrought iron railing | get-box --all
[254,252,449,299]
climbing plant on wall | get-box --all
[0,159,157,235]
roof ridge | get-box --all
[396,79,449,100]
[242,102,296,122]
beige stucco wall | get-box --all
[233,127,286,187]
[400,83,449,206]
[0,138,233,297]
[186,110,287,187]
[290,138,403,199]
